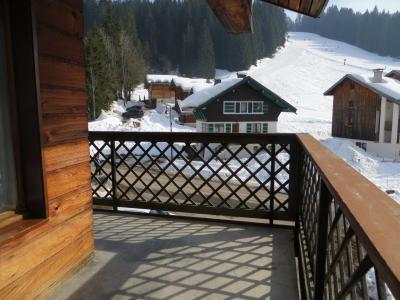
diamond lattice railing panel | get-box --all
[89,133,297,220]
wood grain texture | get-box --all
[0,209,92,289]
[37,24,85,65]
[48,188,92,221]
[42,113,88,145]
[39,57,86,90]
[0,229,93,300]
[46,162,91,201]
[35,0,83,37]
[44,141,89,172]
[41,87,87,115]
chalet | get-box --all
[325,69,400,159]
[144,74,176,108]
[386,70,400,81]
[145,74,213,109]
[3,0,400,299]
[178,76,297,133]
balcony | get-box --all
[54,132,399,299]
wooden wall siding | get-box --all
[0,0,93,298]
[261,0,327,17]
[331,79,380,141]
[207,0,253,33]
[203,84,282,122]
[150,85,175,100]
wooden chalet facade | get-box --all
[179,76,296,133]
[325,70,400,159]
[144,75,175,108]
[0,0,92,298]
[3,0,400,299]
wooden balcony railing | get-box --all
[89,131,400,300]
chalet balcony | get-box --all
[53,132,399,300]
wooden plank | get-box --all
[37,24,84,65]
[49,188,92,221]
[46,162,91,201]
[297,133,400,298]
[0,209,92,289]
[35,0,83,37]
[44,141,89,172]
[0,230,93,300]
[38,57,86,90]
[41,87,87,115]
[42,113,88,146]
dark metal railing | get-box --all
[89,131,299,222]
[88,131,400,300]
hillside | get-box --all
[247,32,400,202]
[91,32,400,203]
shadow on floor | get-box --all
[53,211,298,300]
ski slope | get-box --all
[247,32,400,202]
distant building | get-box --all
[144,75,176,108]
[178,76,297,134]
[144,74,213,110]
[325,69,400,160]
[386,70,400,81]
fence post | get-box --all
[110,140,118,212]
[314,181,330,300]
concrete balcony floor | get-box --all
[52,211,298,300]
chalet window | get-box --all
[223,101,265,114]
[223,102,235,113]
[344,112,353,127]
[246,123,263,133]
[225,123,232,133]
[262,123,268,133]
[240,102,248,113]
[214,124,224,133]
[207,123,214,133]
[0,6,17,213]
[348,100,354,108]
[253,102,263,113]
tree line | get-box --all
[293,6,400,58]
[84,0,288,119]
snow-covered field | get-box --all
[89,32,400,202]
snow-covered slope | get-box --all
[246,32,400,202]
[248,32,400,137]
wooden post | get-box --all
[391,103,399,144]
[314,181,330,300]
[379,97,387,143]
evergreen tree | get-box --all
[85,26,115,120]
[195,21,215,78]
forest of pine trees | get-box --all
[293,6,400,58]
[83,0,288,118]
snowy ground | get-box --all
[246,32,400,202]
[89,33,400,202]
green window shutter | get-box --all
[225,123,232,133]
[224,102,235,113]
[246,123,252,133]
[208,123,214,133]
[262,123,268,133]
[263,103,268,113]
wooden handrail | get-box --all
[297,133,400,298]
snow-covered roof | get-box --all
[325,73,400,103]
[179,76,297,113]
[171,77,213,93]
[145,74,178,85]
[179,78,242,109]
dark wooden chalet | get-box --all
[386,70,400,81]
[179,76,296,133]
[2,0,400,299]
[325,70,400,158]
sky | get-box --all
[285,0,400,20]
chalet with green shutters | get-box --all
[178,76,297,133]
